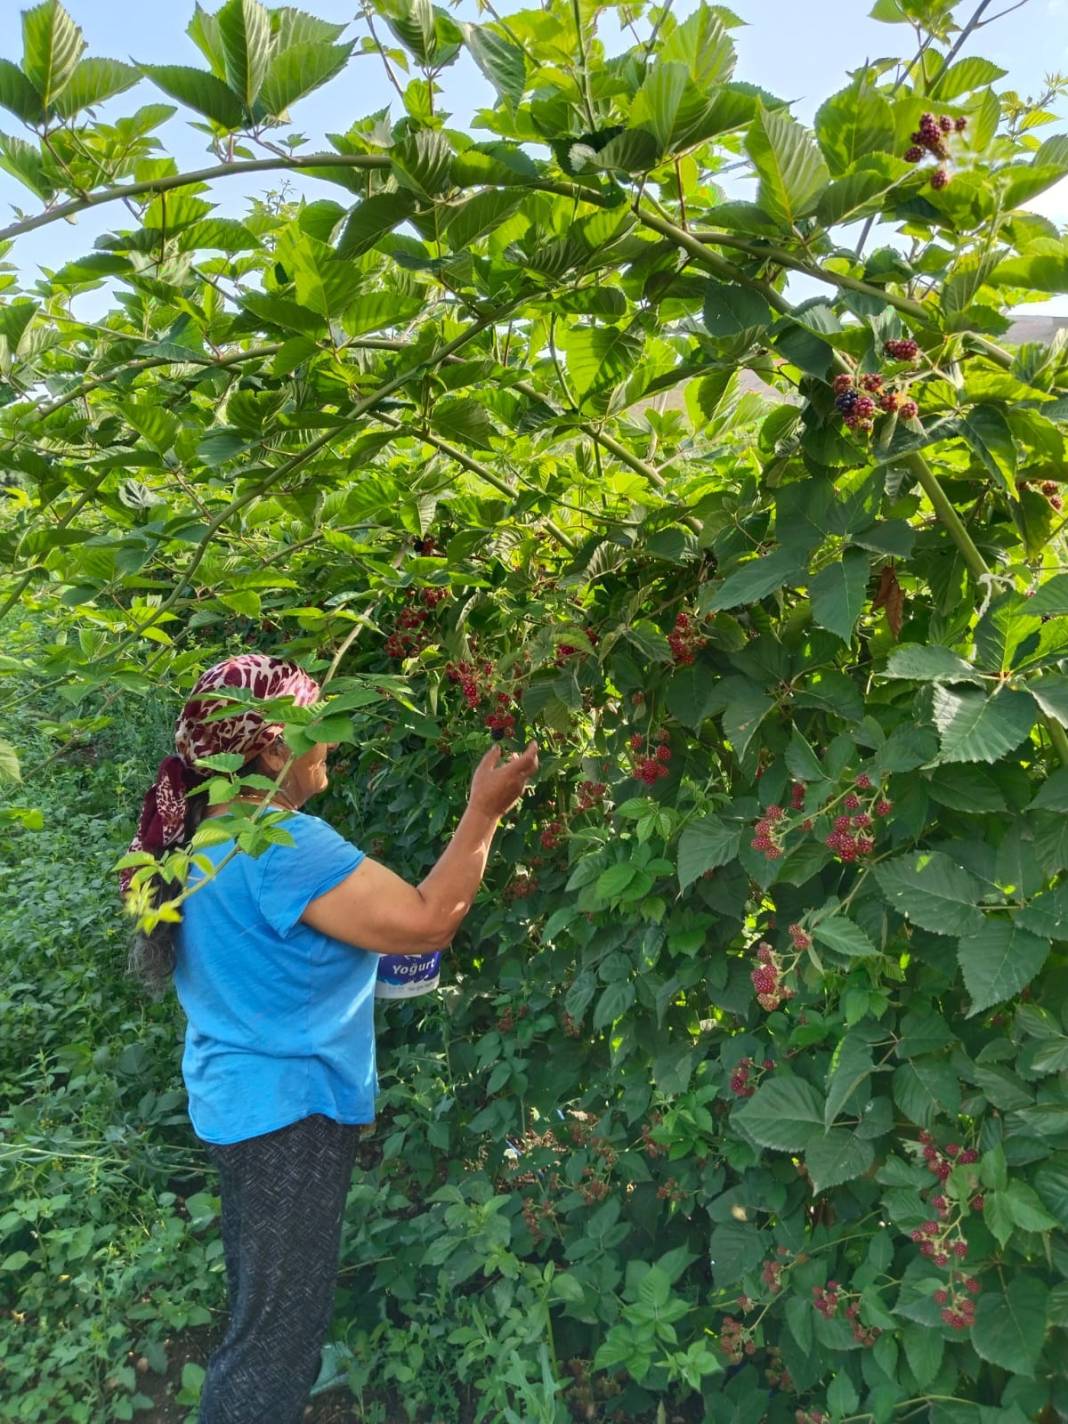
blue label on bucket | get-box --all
[375,951,442,999]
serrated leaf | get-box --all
[592,978,635,1029]
[722,683,772,759]
[336,190,416,259]
[814,82,894,177]
[825,1030,874,1126]
[430,397,497,450]
[816,153,911,227]
[702,278,772,339]
[934,55,1007,100]
[141,64,245,127]
[217,0,272,107]
[882,644,979,681]
[1027,573,1068,616]
[0,59,44,123]
[745,105,830,228]
[971,1278,1048,1377]
[962,405,1017,493]
[959,919,1050,1016]
[391,128,454,201]
[463,23,525,103]
[704,546,801,611]
[805,1129,874,1193]
[0,738,21,783]
[735,1075,825,1151]
[813,915,878,958]
[810,548,869,643]
[444,189,522,252]
[874,852,984,936]
[677,816,740,889]
[659,6,735,89]
[1027,673,1068,728]
[22,0,85,108]
[1030,768,1068,811]
[630,61,715,153]
[902,1323,944,1389]
[932,686,1034,763]
[259,40,352,116]
[562,325,642,403]
[892,1056,961,1128]
[52,57,139,117]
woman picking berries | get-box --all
[122,653,538,1424]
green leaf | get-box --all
[677,816,741,889]
[258,41,352,116]
[883,644,979,682]
[0,738,21,783]
[814,82,894,177]
[381,0,436,65]
[702,278,772,339]
[430,397,497,450]
[1031,768,1068,812]
[342,291,421,338]
[785,727,823,781]
[463,24,525,103]
[0,59,44,123]
[810,549,869,643]
[825,1030,875,1126]
[722,683,772,759]
[1027,673,1068,728]
[959,919,1050,1016]
[562,325,642,403]
[1027,573,1068,616]
[813,915,879,958]
[592,979,636,1030]
[217,0,272,108]
[22,0,85,108]
[892,1056,961,1128]
[902,1323,944,1389]
[659,5,735,89]
[704,547,801,611]
[745,105,830,228]
[931,686,1035,763]
[962,405,1017,493]
[874,852,984,937]
[336,191,417,259]
[805,1129,874,1193]
[444,189,522,252]
[141,65,245,128]
[816,153,911,227]
[991,238,1068,293]
[391,128,454,200]
[971,1278,1048,1377]
[630,62,715,154]
[52,57,139,117]
[934,55,1007,100]
[735,1075,826,1151]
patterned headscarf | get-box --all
[121,654,320,892]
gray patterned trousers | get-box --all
[197,1114,360,1424]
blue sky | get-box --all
[0,0,1066,313]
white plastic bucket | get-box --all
[374,951,442,999]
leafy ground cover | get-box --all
[2,0,1068,1420]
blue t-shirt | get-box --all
[174,811,376,1145]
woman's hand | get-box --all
[468,740,539,820]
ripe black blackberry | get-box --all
[835,389,860,415]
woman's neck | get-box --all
[205,791,302,819]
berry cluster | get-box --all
[655,1175,688,1203]
[919,1131,979,1182]
[485,704,517,740]
[812,1283,880,1345]
[1018,478,1064,513]
[640,1115,665,1159]
[761,1256,786,1293]
[445,658,494,708]
[421,586,449,608]
[832,361,919,437]
[764,1348,794,1393]
[520,1196,557,1242]
[630,728,672,784]
[796,1412,827,1424]
[910,1217,969,1267]
[540,818,565,850]
[667,611,708,667]
[934,1275,982,1331]
[718,1316,755,1364]
[384,601,434,660]
[884,338,920,362]
[750,941,795,1012]
[504,872,538,902]
[750,774,892,867]
[788,923,812,951]
[577,779,607,810]
[412,535,438,556]
[904,111,966,188]
[560,1009,582,1039]
[729,1055,775,1098]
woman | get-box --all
[124,654,538,1423]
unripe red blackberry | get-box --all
[855,396,875,419]
[938,115,953,133]
[930,169,949,190]
[884,338,919,361]
[860,373,883,392]
[900,399,919,419]
[954,115,967,132]
[1041,481,1059,496]
[878,391,901,414]
[904,145,924,163]
[832,373,854,394]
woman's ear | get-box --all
[253,737,289,775]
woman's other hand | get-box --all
[468,741,539,820]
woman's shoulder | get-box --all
[266,810,360,859]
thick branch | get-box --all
[635,204,793,315]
